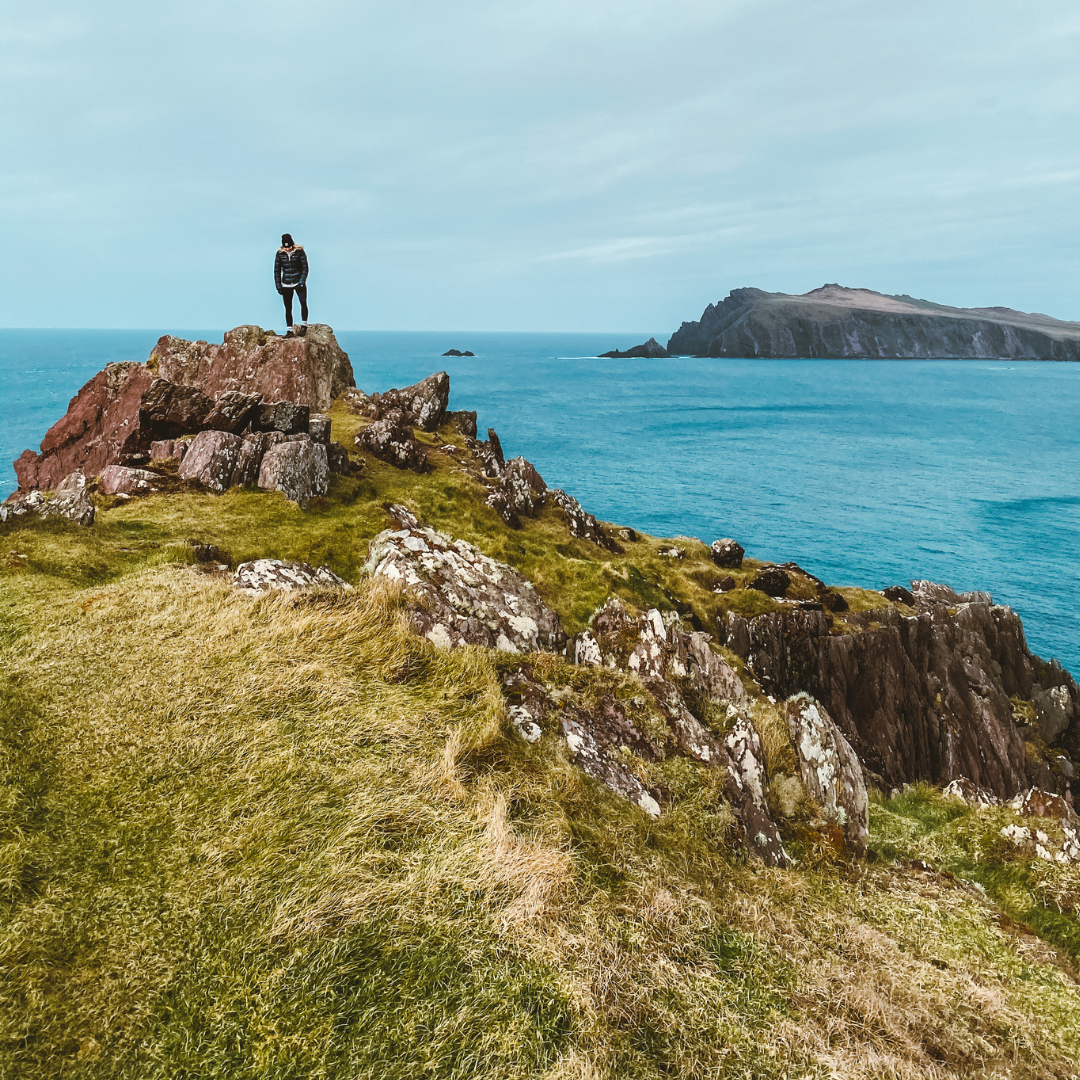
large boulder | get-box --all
[177,430,243,493]
[203,390,262,434]
[785,695,868,855]
[257,436,328,507]
[139,378,214,438]
[710,538,744,568]
[14,362,156,491]
[255,401,310,435]
[151,324,355,411]
[343,372,449,432]
[365,512,566,653]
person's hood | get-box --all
[278,245,304,252]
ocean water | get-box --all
[2,328,1078,672]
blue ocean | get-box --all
[2,328,1077,672]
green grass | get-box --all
[3,411,1080,1077]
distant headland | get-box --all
[607,285,1080,360]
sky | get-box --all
[2,0,1079,332]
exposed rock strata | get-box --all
[667,285,1080,360]
[152,324,354,410]
[718,589,1080,800]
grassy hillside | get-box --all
[2,407,1079,1079]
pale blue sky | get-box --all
[2,1,1079,330]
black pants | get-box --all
[281,284,308,327]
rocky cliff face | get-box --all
[151,324,355,411]
[667,285,1080,360]
[719,585,1079,800]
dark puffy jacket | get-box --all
[274,245,308,290]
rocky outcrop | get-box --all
[667,285,1080,360]
[257,436,329,507]
[202,391,262,435]
[255,401,310,435]
[599,337,669,359]
[1,472,95,526]
[149,439,190,463]
[786,695,868,854]
[234,559,350,594]
[718,586,1080,800]
[548,489,620,551]
[364,511,566,653]
[486,456,547,527]
[14,362,156,491]
[572,597,786,865]
[233,432,284,488]
[342,372,449,432]
[355,415,428,472]
[152,324,355,410]
[442,349,474,357]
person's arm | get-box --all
[298,249,308,286]
[274,250,283,292]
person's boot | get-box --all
[285,327,295,338]
[298,323,308,337]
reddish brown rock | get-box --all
[232,431,285,488]
[14,362,156,491]
[151,324,354,411]
[203,391,262,434]
[149,439,190,463]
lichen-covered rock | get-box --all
[203,390,262,434]
[234,559,349,594]
[139,378,215,438]
[1,472,96,526]
[99,465,161,496]
[486,456,547,527]
[152,324,355,411]
[723,712,789,867]
[785,695,868,854]
[308,414,331,445]
[548,488,619,551]
[747,567,790,597]
[911,580,993,609]
[343,372,449,432]
[230,431,284,488]
[256,401,311,435]
[365,517,566,653]
[561,710,662,817]
[257,435,328,507]
[355,416,427,472]
[177,430,243,492]
[710,538,744,568]
[943,777,1001,809]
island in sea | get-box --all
[604,283,1080,359]
[3,324,1080,1076]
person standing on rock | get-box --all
[275,233,309,337]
